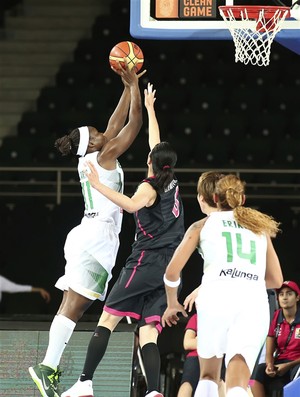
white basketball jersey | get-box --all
[196,210,269,369]
[198,210,267,291]
[78,152,124,233]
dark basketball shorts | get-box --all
[180,355,226,392]
[252,360,300,386]
[104,248,176,332]
[180,356,200,392]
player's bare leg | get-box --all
[194,356,222,397]
[226,354,250,397]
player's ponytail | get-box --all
[150,141,177,192]
[55,128,80,156]
[215,174,280,237]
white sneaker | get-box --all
[61,380,93,397]
[145,392,164,397]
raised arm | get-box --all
[100,61,143,164]
[103,85,130,141]
[144,83,160,150]
[104,67,146,141]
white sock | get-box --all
[227,386,249,397]
[42,314,76,369]
[194,379,218,397]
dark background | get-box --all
[0,2,299,395]
[0,0,299,317]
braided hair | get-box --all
[54,128,81,156]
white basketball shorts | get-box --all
[55,216,120,301]
[196,282,269,373]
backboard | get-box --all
[130,0,300,54]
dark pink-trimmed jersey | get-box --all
[132,176,184,251]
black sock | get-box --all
[141,342,161,393]
[80,326,111,381]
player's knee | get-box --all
[201,375,216,381]
[98,311,121,330]
[139,323,158,346]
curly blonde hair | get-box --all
[215,174,280,237]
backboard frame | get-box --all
[130,0,300,54]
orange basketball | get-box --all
[109,41,144,73]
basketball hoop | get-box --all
[219,6,290,66]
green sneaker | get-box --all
[29,363,61,397]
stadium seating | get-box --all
[232,137,273,168]
[0,135,33,165]
[55,62,92,88]
[18,111,55,137]
[248,112,288,141]
[0,0,299,173]
[209,112,247,143]
[225,86,266,114]
[0,0,22,26]
[272,139,300,168]
[37,86,74,114]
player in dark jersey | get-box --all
[61,83,185,397]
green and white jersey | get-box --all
[78,151,124,233]
[196,210,270,370]
[198,210,267,290]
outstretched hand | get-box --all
[162,303,188,327]
[137,69,147,79]
[84,161,101,189]
[111,59,146,87]
[39,288,51,302]
[144,82,156,109]
[32,287,51,303]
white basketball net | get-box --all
[219,7,289,66]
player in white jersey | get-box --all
[60,83,184,397]
[57,152,124,301]
[29,61,144,397]
[162,173,283,397]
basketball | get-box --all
[109,41,144,73]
